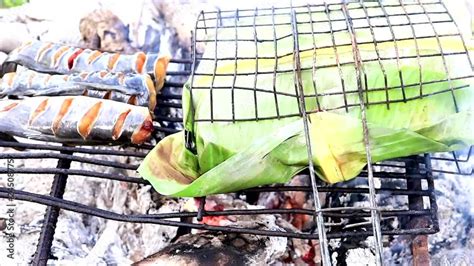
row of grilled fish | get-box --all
[1,69,157,110]
[0,40,171,145]
[0,96,153,144]
[5,40,170,89]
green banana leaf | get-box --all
[139,6,474,197]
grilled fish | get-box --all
[4,40,170,90]
[0,96,153,144]
[0,69,157,110]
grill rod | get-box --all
[341,2,383,264]
[0,187,439,238]
[291,8,331,265]
[407,158,430,265]
[31,150,72,265]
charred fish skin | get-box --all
[6,41,55,73]
[57,47,85,73]
[0,70,84,97]
[70,49,97,71]
[0,69,157,110]
[143,53,170,91]
[36,44,57,70]
[86,52,112,72]
[29,98,60,136]
[110,52,138,73]
[66,71,156,109]
[53,98,92,139]
[0,99,33,138]
[5,40,170,90]
[0,96,153,144]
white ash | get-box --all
[44,148,177,264]
[432,150,472,261]
[381,148,474,264]
[152,0,214,52]
[0,22,29,54]
[135,199,180,259]
[429,169,474,263]
[345,248,376,265]
[0,0,183,54]
[179,194,325,265]
[257,175,319,232]
[0,143,177,264]
[0,146,55,263]
[139,195,289,265]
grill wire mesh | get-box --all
[186,0,471,264]
[0,0,472,265]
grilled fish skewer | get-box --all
[0,69,157,110]
[0,96,153,144]
[4,40,170,90]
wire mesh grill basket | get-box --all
[188,0,472,123]
[0,0,472,265]
[185,0,472,264]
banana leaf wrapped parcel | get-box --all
[139,4,473,197]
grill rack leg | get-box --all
[31,150,73,265]
[196,196,206,222]
[407,157,430,265]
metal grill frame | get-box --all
[0,0,472,265]
[0,144,444,264]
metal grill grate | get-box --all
[0,0,472,265]
[0,140,443,264]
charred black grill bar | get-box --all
[0,154,442,237]
[31,149,72,265]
